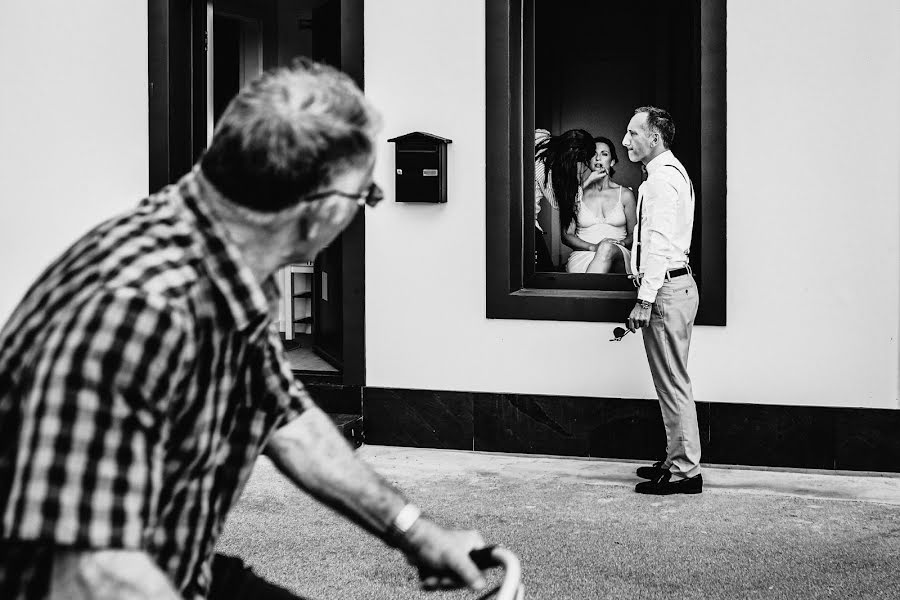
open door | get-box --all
[149,0,276,187]
[148,0,366,386]
[210,1,278,122]
[310,0,365,385]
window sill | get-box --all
[488,286,636,323]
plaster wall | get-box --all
[364,0,900,409]
[0,1,149,323]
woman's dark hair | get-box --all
[593,136,619,178]
[535,128,595,231]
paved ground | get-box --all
[217,446,900,600]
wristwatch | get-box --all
[391,504,421,534]
[386,503,421,547]
[637,299,652,310]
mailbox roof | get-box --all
[387,131,453,144]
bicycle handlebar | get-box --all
[469,545,524,600]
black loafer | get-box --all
[635,472,702,495]
[636,460,668,480]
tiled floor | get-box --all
[284,345,338,373]
[282,333,336,372]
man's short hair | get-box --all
[201,57,381,212]
[634,106,675,149]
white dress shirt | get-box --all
[630,150,694,303]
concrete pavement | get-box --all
[218,445,900,599]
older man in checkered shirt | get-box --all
[0,58,486,600]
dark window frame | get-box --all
[485,0,726,324]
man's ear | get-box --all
[293,201,318,241]
[296,213,310,241]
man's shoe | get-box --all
[636,460,668,480]
[635,472,702,495]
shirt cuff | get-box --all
[638,287,658,304]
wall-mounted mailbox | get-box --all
[387,132,452,203]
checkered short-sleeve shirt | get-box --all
[0,169,312,599]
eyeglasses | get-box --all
[609,326,632,342]
[305,182,385,207]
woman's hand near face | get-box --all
[581,169,603,188]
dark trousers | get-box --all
[209,554,307,600]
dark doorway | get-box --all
[148,0,366,384]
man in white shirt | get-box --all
[622,106,702,495]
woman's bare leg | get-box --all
[609,249,627,273]
[585,240,618,273]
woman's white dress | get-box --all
[565,186,632,274]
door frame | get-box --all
[147,0,367,385]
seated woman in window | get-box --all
[564,136,637,274]
[535,128,597,269]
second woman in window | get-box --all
[564,136,637,274]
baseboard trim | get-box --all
[360,387,900,474]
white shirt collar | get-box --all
[645,149,674,175]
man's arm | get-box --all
[627,177,678,331]
[48,549,181,600]
[636,177,679,303]
[562,220,596,251]
[263,405,486,591]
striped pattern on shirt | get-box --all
[0,169,310,599]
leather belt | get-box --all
[631,266,691,287]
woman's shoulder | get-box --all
[612,182,636,203]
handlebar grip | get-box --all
[469,545,500,570]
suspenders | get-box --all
[635,164,693,273]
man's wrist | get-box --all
[392,503,421,533]
[636,299,652,310]
[385,503,421,548]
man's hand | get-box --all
[265,408,487,593]
[626,301,652,332]
[401,518,487,592]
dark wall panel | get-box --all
[363,387,900,474]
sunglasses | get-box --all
[609,326,632,342]
[305,182,385,207]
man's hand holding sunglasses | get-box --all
[626,299,652,333]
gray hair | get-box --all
[201,57,381,212]
[634,105,675,149]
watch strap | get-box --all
[391,504,421,535]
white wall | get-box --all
[0,1,148,322]
[365,0,900,409]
